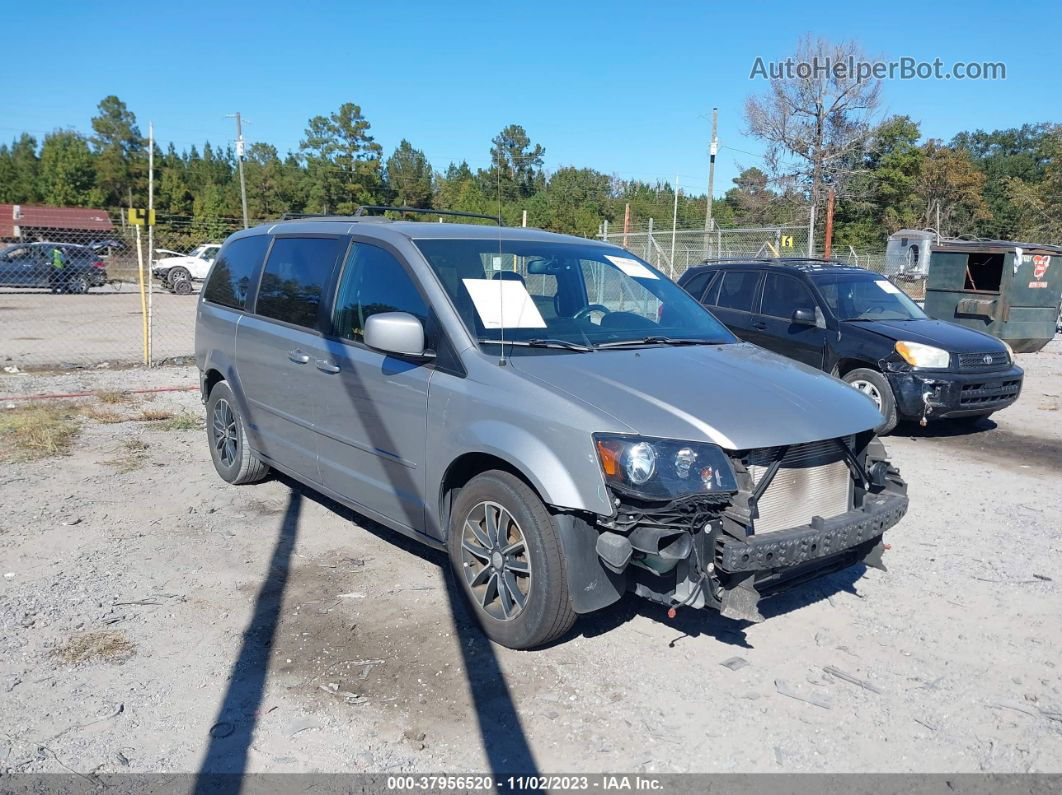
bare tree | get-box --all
[745,35,883,209]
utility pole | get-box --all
[622,203,631,249]
[704,107,718,233]
[147,121,155,365]
[670,176,680,277]
[823,187,835,260]
[935,201,941,242]
[808,202,816,258]
[230,112,249,228]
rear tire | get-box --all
[205,381,269,484]
[448,470,576,650]
[843,368,898,434]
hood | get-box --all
[509,342,883,450]
[845,318,1006,353]
[154,254,196,267]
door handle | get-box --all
[315,359,340,374]
[752,321,768,330]
[288,349,310,364]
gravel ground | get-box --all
[0,286,197,368]
[1,341,1060,776]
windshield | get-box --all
[414,239,736,349]
[189,246,206,258]
[815,272,927,321]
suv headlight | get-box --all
[593,434,737,500]
[1001,340,1014,364]
[895,341,950,368]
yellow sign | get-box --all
[780,235,794,249]
[128,208,156,226]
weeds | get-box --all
[83,406,128,424]
[153,413,202,431]
[0,403,81,461]
[53,630,135,665]
[138,408,174,422]
[107,438,150,473]
[95,389,129,405]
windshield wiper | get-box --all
[479,338,593,352]
[595,336,722,349]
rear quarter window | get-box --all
[203,235,271,311]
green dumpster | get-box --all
[922,239,1062,353]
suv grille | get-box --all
[746,439,853,534]
[958,351,1009,371]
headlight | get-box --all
[895,340,950,368]
[593,434,738,500]
[1001,340,1014,364]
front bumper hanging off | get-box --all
[583,436,909,623]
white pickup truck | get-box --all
[152,244,221,294]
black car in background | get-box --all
[0,242,108,293]
[678,259,1024,433]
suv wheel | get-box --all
[206,381,269,484]
[448,470,576,650]
[843,368,898,434]
[167,266,191,286]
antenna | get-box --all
[496,167,506,366]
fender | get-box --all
[446,418,614,517]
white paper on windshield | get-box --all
[605,255,658,279]
[875,279,902,295]
[462,279,547,329]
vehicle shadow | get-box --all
[571,563,867,650]
[194,489,303,791]
[194,345,541,784]
[894,416,999,438]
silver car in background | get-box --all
[195,213,908,649]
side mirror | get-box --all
[792,307,817,325]
[364,312,431,358]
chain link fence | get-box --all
[1,210,247,370]
[600,223,922,301]
[601,223,812,281]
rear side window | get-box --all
[332,242,428,342]
[256,237,345,329]
[681,270,714,301]
[760,273,816,318]
[203,235,270,310]
[715,271,760,312]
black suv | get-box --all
[678,259,1024,433]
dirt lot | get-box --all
[1,285,197,368]
[1,342,1061,776]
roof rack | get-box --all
[276,207,504,225]
[354,206,503,225]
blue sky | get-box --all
[5,0,1060,196]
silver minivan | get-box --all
[195,214,909,649]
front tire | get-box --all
[843,368,898,434]
[167,266,191,286]
[448,470,576,650]
[205,381,270,484]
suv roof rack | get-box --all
[355,206,503,225]
[277,207,504,225]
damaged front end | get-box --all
[587,432,908,622]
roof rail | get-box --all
[354,206,503,225]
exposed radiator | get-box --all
[746,439,853,534]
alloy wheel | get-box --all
[849,378,883,410]
[211,398,238,467]
[460,500,532,621]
